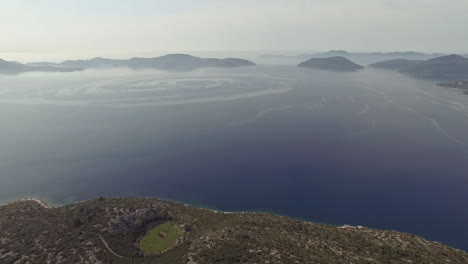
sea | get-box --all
[0,65,467,250]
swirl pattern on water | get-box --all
[0,73,292,107]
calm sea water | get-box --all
[0,66,467,250]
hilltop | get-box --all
[298,56,364,72]
[1,198,467,264]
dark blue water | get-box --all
[0,66,467,250]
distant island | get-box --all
[0,58,81,74]
[1,197,466,263]
[370,55,468,77]
[28,54,256,71]
[0,54,255,74]
[262,50,448,65]
[298,56,364,72]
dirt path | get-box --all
[97,234,129,259]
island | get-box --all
[1,197,466,264]
[297,56,364,72]
[0,58,81,74]
[55,54,255,71]
[1,54,256,74]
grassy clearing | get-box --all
[140,224,180,255]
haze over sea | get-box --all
[0,65,467,250]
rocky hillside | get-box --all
[1,198,467,264]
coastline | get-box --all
[0,196,345,228]
[2,196,467,253]
[1,197,466,263]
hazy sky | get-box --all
[1,0,468,62]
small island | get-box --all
[0,197,466,264]
[297,56,364,72]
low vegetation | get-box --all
[0,197,467,264]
